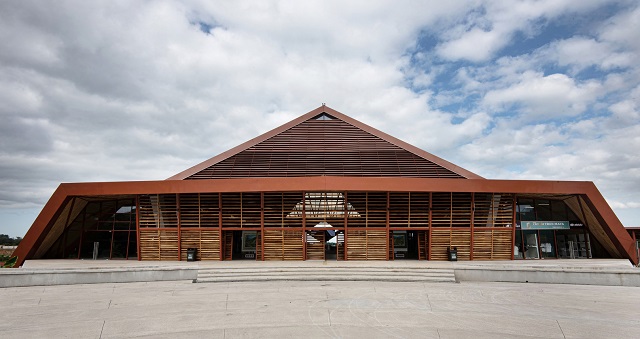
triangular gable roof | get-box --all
[168,105,483,180]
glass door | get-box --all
[524,231,540,259]
[539,231,556,258]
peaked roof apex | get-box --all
[167,105,484,180]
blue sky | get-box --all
[0,0,639,237]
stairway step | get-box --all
[196,268,454,274]
[198,271,454,277]
[194,266,456,283]
[195,275,455,283]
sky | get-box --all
[1,0,639,238]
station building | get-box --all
[13,106,639,266]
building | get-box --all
[13,106,639,266]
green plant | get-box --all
[0,255,18,268]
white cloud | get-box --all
[1,0,640,237]
[435,0,613,62]
[544,37,633,72]
[482,72,601,119]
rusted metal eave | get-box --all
[13,177,638,266]
[581,183,638,265]
[12,185,69,267]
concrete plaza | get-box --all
[1,279,639,338]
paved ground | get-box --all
[1,279,639,338]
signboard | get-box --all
[520,221,570,230]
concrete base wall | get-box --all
[455,268,640,287]
[0,267,198,288]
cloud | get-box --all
[434,0,615,62]
[482,72,601,120]
[609,201,640,210]
[542,37,634,72]
[1,1,640,237]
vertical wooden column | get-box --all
[511,195,517,260]
[386,192,390,260]
[176,193,181,261]
[136,195,141,261]
[343,192,348,261]
[470,193,475,260]
[218,192,223,261]
[302,191,306,261]
[345,192,350,261]
[260,192,265,261]
[428,192,432,260]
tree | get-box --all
[0,234,22,246]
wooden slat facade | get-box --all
[133,191,519,261]
[263,230,304,261]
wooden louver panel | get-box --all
[138,194,178,228]
[179,193,219,228]
[389,192,430,227]
[139,229,179,261]
[430,229,471,261]
[472,229,512,260]
[180,229,221,261]
[347,229,387,260]
[263,230,303,260]
[473,193,514,227]
[186,118,465,179]
[431,193,472,227]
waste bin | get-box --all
[187,248,197,262]
[447,246,458,261]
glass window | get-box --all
[517,198,535,221]
[535,200,552,220]
[539,231,556,258]
[550,200,568,220]
[514,231,524,259]
[523,231,540,259]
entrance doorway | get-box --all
[391,231,419,259]
[222,231,259,260]
[305,230,344,260]
[523,231,540,259]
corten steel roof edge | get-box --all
[13,177,638,266]
[166,105,483,180]
[12,184,70,268]
[580,184,639,265]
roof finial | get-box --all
[321,102,326,106]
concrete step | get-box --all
[197,270,454,278]
[196,275,455,283]
[197,267,454,274]
[194,267,456,283]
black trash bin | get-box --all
[447,246,458,261]
[187,248,197,262]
